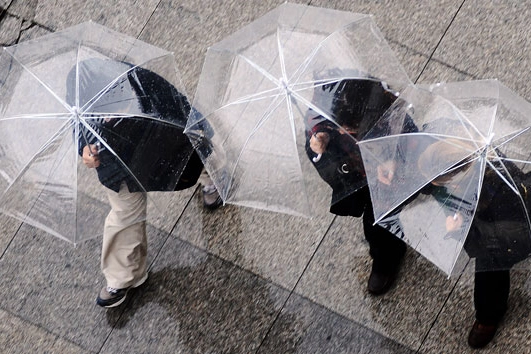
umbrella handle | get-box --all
[312,153,322,163]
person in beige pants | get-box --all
[83,146,149,308]
[102,181,148,291]
[73,59,204,308]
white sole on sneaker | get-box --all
[101,273,149,308]
[105,294,127,308]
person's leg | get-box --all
[474,270,510,324]
[97,182,148,307]
[363,201,406,295]
[468,268,510,348]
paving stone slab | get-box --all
[309,0,464,81]
[259,292,416,354]
[139,0,304,97]
[293,215,457,349]
[419,269,531,354]
[0,219,172,351]
[101,236,294,354]
[429,0,531,99]
[172,190,335,291]
[0,308,90,354]
[32,0,160,35]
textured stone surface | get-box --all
[0,0,530,353]
[101,236,293,353]
[0,309,89,354]
[259,292,416,354]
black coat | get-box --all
[305,78,398,216]
[69,59,202,192]
[422,156,531,268]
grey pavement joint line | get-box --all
[0,221,22,260]
[415,260,470,353]
[414,0,466,84]
[412,2,470,351]
[137,0,162,41]
[0,306,94,353]
[255,215,337,353]
[388,39,478,81]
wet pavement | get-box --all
[0,1,530,353]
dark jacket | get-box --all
[305,78,398,216]
[422,155,531,268]
[69,59,202,192]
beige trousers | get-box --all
[101,182,147,289]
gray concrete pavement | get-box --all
[0,0,530,353]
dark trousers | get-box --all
[474,269,510,325]
[362,200,406,272]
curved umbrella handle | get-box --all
[312,153,322,163]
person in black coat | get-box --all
[417,137,531,348]
[305,77,408,295]
[69,58,203,307]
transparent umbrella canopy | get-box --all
[185,3,411,217]
[359,80,531,276]
[0,22,194,244]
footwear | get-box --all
[96,273,148,308]
[367,264,399,296]
[468,320,498,349]
[202,183,223,210]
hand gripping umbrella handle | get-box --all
[312,153,322,163]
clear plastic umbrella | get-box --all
[0,22,196,244]
[359,80,531,276]
[185,3,411,217]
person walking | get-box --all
[306,77,408,295]
[72,58,204,307]
[417,138,531,348]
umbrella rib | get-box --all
[187,88,286,132]
[80,53,173,114]
[186,91,288,145]
[372,155,481,225]
[289,89,340,129]
[75,42,81,111]
[80,68,136,113]
[225,94,286,198]
[500,157,531,166]
[1,119,73,190]
[446,99,488,144]
[484,146,531,249]
[490,126,530,151]
[0,113,72,121]
[480,127,530,196]
[485,154,520,195]
[85,112,172,122]
[1,208,73,243]
[290,76,378,93]
[486,86,499,140]
[239,54,281,89]
[276,28,288,84]
[288,35,324,84]
[284,83,298,149]
[78,118,149,194]
[5,53,73,113]
[288,22,362,85]
[361,132,482,145]
[228,88,285,106]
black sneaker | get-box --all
[367,263,400,296]
[96,273,148,308]
[202,183,223,210]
